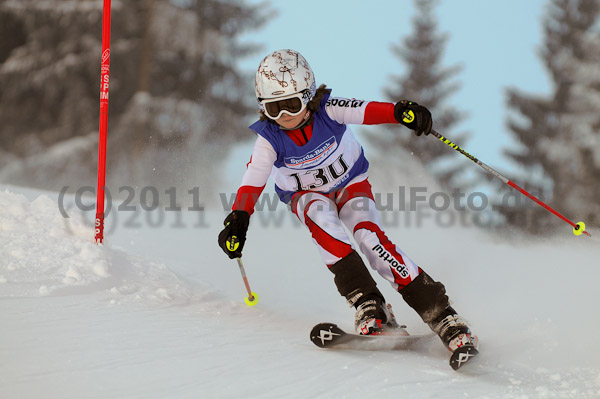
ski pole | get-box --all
[236,257,259,306]
[226,235,259,305]
[430,129,591,237]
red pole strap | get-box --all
[95,0,112,244]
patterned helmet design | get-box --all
[255,49,317,111]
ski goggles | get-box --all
[259,91,308,120]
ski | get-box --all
[449,342,479,371]
[309,322,478,370]
[310,322,434,351]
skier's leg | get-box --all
[337,184,420,291]
[337,180,476,349]
[292,191,394,334]
[397,271,476,351]
[327,251,399,334]
[291,191,354,266]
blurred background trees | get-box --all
[497,0,600,234]
[0,0,598,234]
[370,0,471,191]
[0,0,266,202]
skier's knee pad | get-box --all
[399,271,450,324]
[329,250,379,303]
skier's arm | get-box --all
[325,97,397,125]
[325,97,432,136]
[218,135,276,259]
[231,135,276,215]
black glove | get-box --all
[394,100,433,136]
[218,210,250,259]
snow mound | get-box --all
[0,190,193,306]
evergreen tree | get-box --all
[501,0,600,233]
[377,0,469,189]
[0,0,266,198]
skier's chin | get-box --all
[277,118,297,129]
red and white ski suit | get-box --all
[232,93,421,291]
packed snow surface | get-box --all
[1,186,599,399]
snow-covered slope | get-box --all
[1,186,599,399]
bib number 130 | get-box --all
[290,155,349,191]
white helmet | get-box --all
[255,49,316,118]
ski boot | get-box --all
[430,307,478,350]
[348,291,401,335]
[399,270,479,369]
[430,307,479,369]
[328,251,405,336]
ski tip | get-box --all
[449,345,479,371]
[310,323,344,348]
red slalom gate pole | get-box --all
[95,0,112,244]
[430,129,591,237]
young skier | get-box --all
[218,49,477,358]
